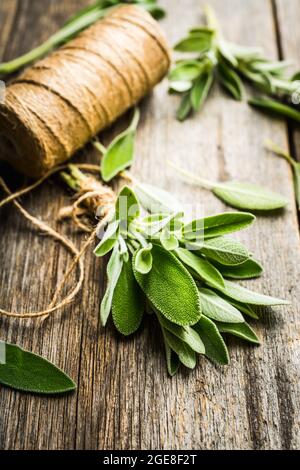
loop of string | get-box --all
[0,163,109,319]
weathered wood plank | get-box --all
[76,0,300,450]
[0,0,299,451]
[0,0,92,451]
[275,0,300,156]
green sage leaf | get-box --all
[156,310,205,354]
[163,330,197,369]
[184,212,255,239]
[175,248,225,290]
[133,244,201,326]
[216,258,263,279]
[249,97,300,123]
[216,279,289,306]
[174,32,213,53]
[218,60,243,100]
[200,236,250,266]
[160,228,179,251]
[176,93,192,121]
[94,220,119,257]
[100,244,123,326]
[169,62,203,81]
[0,342,76,394]
[216,322,260,344]
[212,181,288,211]
[163,337,180,376]
[199,287,244,323]
[169,80,193,93]
[115,185,140,222]
[101,108,140,182]
[112,260,144,336]
[191,72,214,111]
[194,316,230,365]
[134,244,153,274]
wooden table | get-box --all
[0,0,299,450]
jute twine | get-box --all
[0,165,116,319]
[0,5,170,178]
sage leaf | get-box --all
[94,220,119,257]
[199,288,244,323]
[135,182,182,214]
[100,108,140,182]
[156,310,205,354]
[191,72,214,111]
[219,297,260,319]
[200,236,250,266]
[249,97,300,123]
[0,342,76,394]
[176,93,192,121]
[218,60,243,100]
[169,80,193,93]
[184,212,255,239]
[134,244,153,274]
[133,244,201,326]
[112,260,144,336]
[175,248,225,290]
[163,330,197,369]
[169,62,203,81]
[163,337,180,376]
[216,258,263,279]
[160,228,179,251]
[194,316,230,365]
[216,279,289,306]
[100,244,123,326]
[115,185,140,222]
[174,32,213,53]
[216,322,260,344]
[212,181,288,211]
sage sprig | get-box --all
[169,5,300,124]
[0,1,165,75]
[91,179,289,374]
[0,341,76,394]
[95,107,140,182]
[169,160,288,211]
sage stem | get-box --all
[167,160,215,190]
[265,140,296,167]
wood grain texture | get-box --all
[274,0,300,159]
[0,0,300,450]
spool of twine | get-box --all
[0,5,171,178]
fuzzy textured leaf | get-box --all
[194,316,230,365]
[163,330,197,369]
[0,342,76,394]
[216,279,289,306]
[199,288,244,323]
[216,258,263,279]
[112,260,144,336]
[217,322,260,344]
[184,212,255,240]
[156,310,205,354]
[213,181,288,211]
[175,248,225,290]
[100,244,123,326]
[200,236,250,266]
[133,244,201,326]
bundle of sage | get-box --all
[169,5,300,123]
[60,164,289,375]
